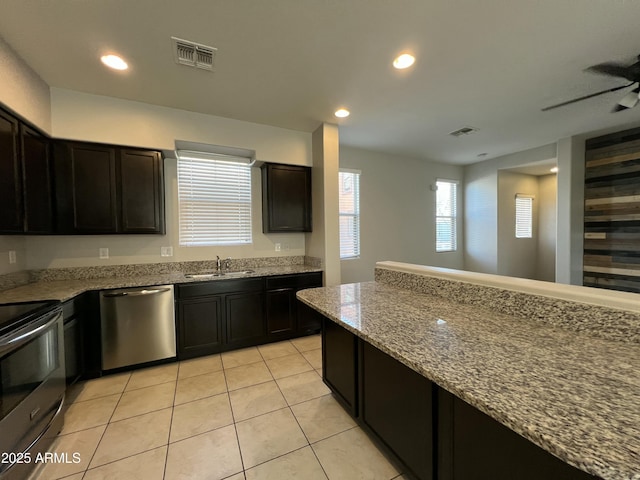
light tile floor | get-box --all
[30,335,408,480]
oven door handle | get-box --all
[0,311,61,356]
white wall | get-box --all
[51,88,311,165]
[306,123,341,286]
[537,174,557,282]
[339,146,464,284]
[0,36,51,132]
[556,136,584,285]
[22,88,314,269]
[464,143,557,274]
[0,36,49,274]
[497,171,539,279]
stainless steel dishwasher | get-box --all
[99,285,176,371]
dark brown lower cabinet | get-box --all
[225,291,265,347]
[322,318,358,416]
[265,272,323,338]
[266,289,295,335]
[361,342,434,480]
[177,296,223,360]
[297,300,323,333]
[62,295,87,385]
[438,390,599,480]
[320,315,602,480]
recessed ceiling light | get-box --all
[393,53,415,69]
[100,54,128,71]
[550,167,558,173]
[334,108,350,118]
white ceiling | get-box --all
[2,0,640,164]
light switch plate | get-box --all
[161,246,174,257]
[8,251,16,264]
[99,248,109,259]
[275,243,281,252]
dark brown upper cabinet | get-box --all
[0,107,54,234]
[261,163,312,232]
[54,141,165,234]
[0,109,23,233]
[21,125,53,234]
[119,149,165,234]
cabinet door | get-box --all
[322,317,358,416]
[438,390,599,480]
[226,291,265,346]
[297,299,323,333]
[119,149,165,234]
[21,125,53,233]
[262,163,311,232]
[177,297,223,360]
[54,142,118,233]
[266,289,295,335]
[0,109,23,232]
[362,342,434,480]
[63,316,83,385]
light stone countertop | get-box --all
[0,265,322,303]
[297,282,640,480]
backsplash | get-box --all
[0,271,31,291]
[30,256,308,282]
[0,255,324,294]
[375,266,640,344]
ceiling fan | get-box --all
[542,55,640,112]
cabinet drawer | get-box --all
[266,272,322,290]
[177,277,264,299]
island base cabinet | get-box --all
[322,318,358,416]
[438,389,600,480]
[361,342,434,480]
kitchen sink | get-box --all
[184,269,255,279]
[184,272,225,279]
[224,269,256,276]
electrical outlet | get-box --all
[283,243,291,251]
[99,248,109,259]
[8,251,16,264]
[161,246,174,257]
[275,243,281,252]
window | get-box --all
[339,169,361,259]
[515,194,534,238]
[436,179,458,252]
[177,151,252,246]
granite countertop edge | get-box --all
[296,283,640,480]
[0,265,323,303]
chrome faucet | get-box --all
[216,255,222,272]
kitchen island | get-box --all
[297,262,640,480]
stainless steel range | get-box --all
[0,301,65,480]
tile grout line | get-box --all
[82,372,132,476]
[161,368,180,480]
[221,361,248,479]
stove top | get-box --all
[0,300,61,336]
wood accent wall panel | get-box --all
[584,127,640,293]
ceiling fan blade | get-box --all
[616,85,640,109]
[541,83,633,111]
[586,62,637,81]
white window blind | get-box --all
[515,194,533,238]
[339,169,361,259]
[436,179,458,252]
[177,152,252,246]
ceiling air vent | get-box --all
[172,37,217,71]
[449,126,479,137]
